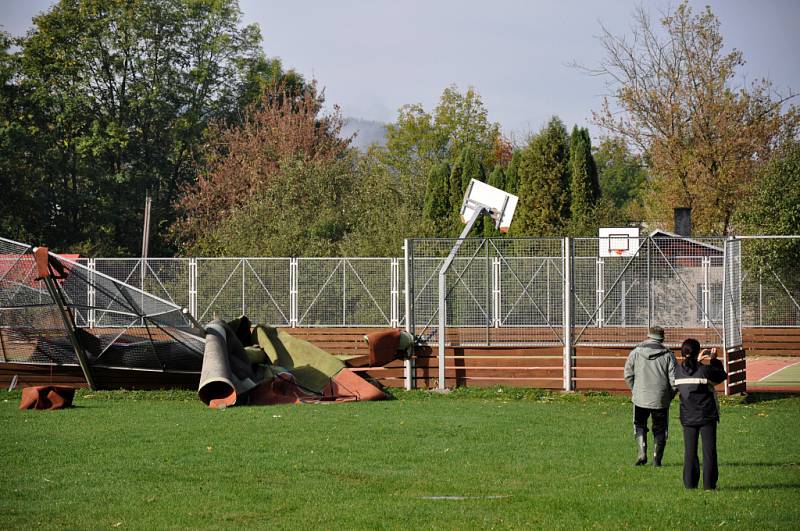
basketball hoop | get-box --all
[599,227,640,258]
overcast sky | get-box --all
[3,0,799,140]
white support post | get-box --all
[438,271,447,390]
[390,258,399,328]
[241,258,246,317]
[722,241,728,396]
[342,259,347,326]
[87,259,96,328]
[702,257,710,328]
[546,259,551,322]
[403,240,414,390]
[492,256,501,327]
[563,237,574,391]
[189,258,198,319]
[596,257,605,328]
[139,257,146,326]
[290,258,298,327]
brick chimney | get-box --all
[674,208,692,236]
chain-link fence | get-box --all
[3,235,798,393]
[570,236,725,347]
[76,257,403,328]
[407,238,566,346]
[408,235,752,349]
[7,236,796,335]
[740,236,800,327]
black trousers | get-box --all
[682,422,718,490]
[633,405,669,439]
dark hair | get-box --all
[681,338,701,372]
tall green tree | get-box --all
[568,126,600,235]
[3,0,288,255]
[514,117,571,236]
[735,143,800,291]
[172,80,350,255]
[593,138,647,212]
[209,155,356,257]
[378,85,501,238]
[588,1,798,235]
[0,32,39,244]
[449,146,485,235]
[505,149,521,195]
[736,143,800,236]
[433,86,500,167]
[423,161,451,234]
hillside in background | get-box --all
[342,118,387,150]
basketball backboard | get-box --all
[459,179,518,233]
[599,227,640,257]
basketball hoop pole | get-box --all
[438,206,489,390]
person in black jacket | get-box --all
[674,338,728,490]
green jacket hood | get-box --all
[637,340,671,360]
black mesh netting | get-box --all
[0,237,204,372]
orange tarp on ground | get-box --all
[19,385,75,410]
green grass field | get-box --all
[2,388,799,530]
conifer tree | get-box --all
[423,161,452,235]
[449,155,465,224]
[450,146,486,235]
[568,126,601,234]
[505,149,521,195]
[514,117,571,236]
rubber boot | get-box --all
[635,431,647,466]
[653,435,666,467]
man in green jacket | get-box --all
[624,326,676,467]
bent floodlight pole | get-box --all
[33,247,97,390]
[437,204,491,390]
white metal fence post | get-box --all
[189,258,198,318]
[596,256,604,328]
[290,258,298,327]
[390,258,399,328]
[702,257,710,328]
[563,237,574,391]
[492,256,501,327]
[87,258,95,328]
[722,239,730,395]
[403,240,414,390]
[438,271,447,390]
